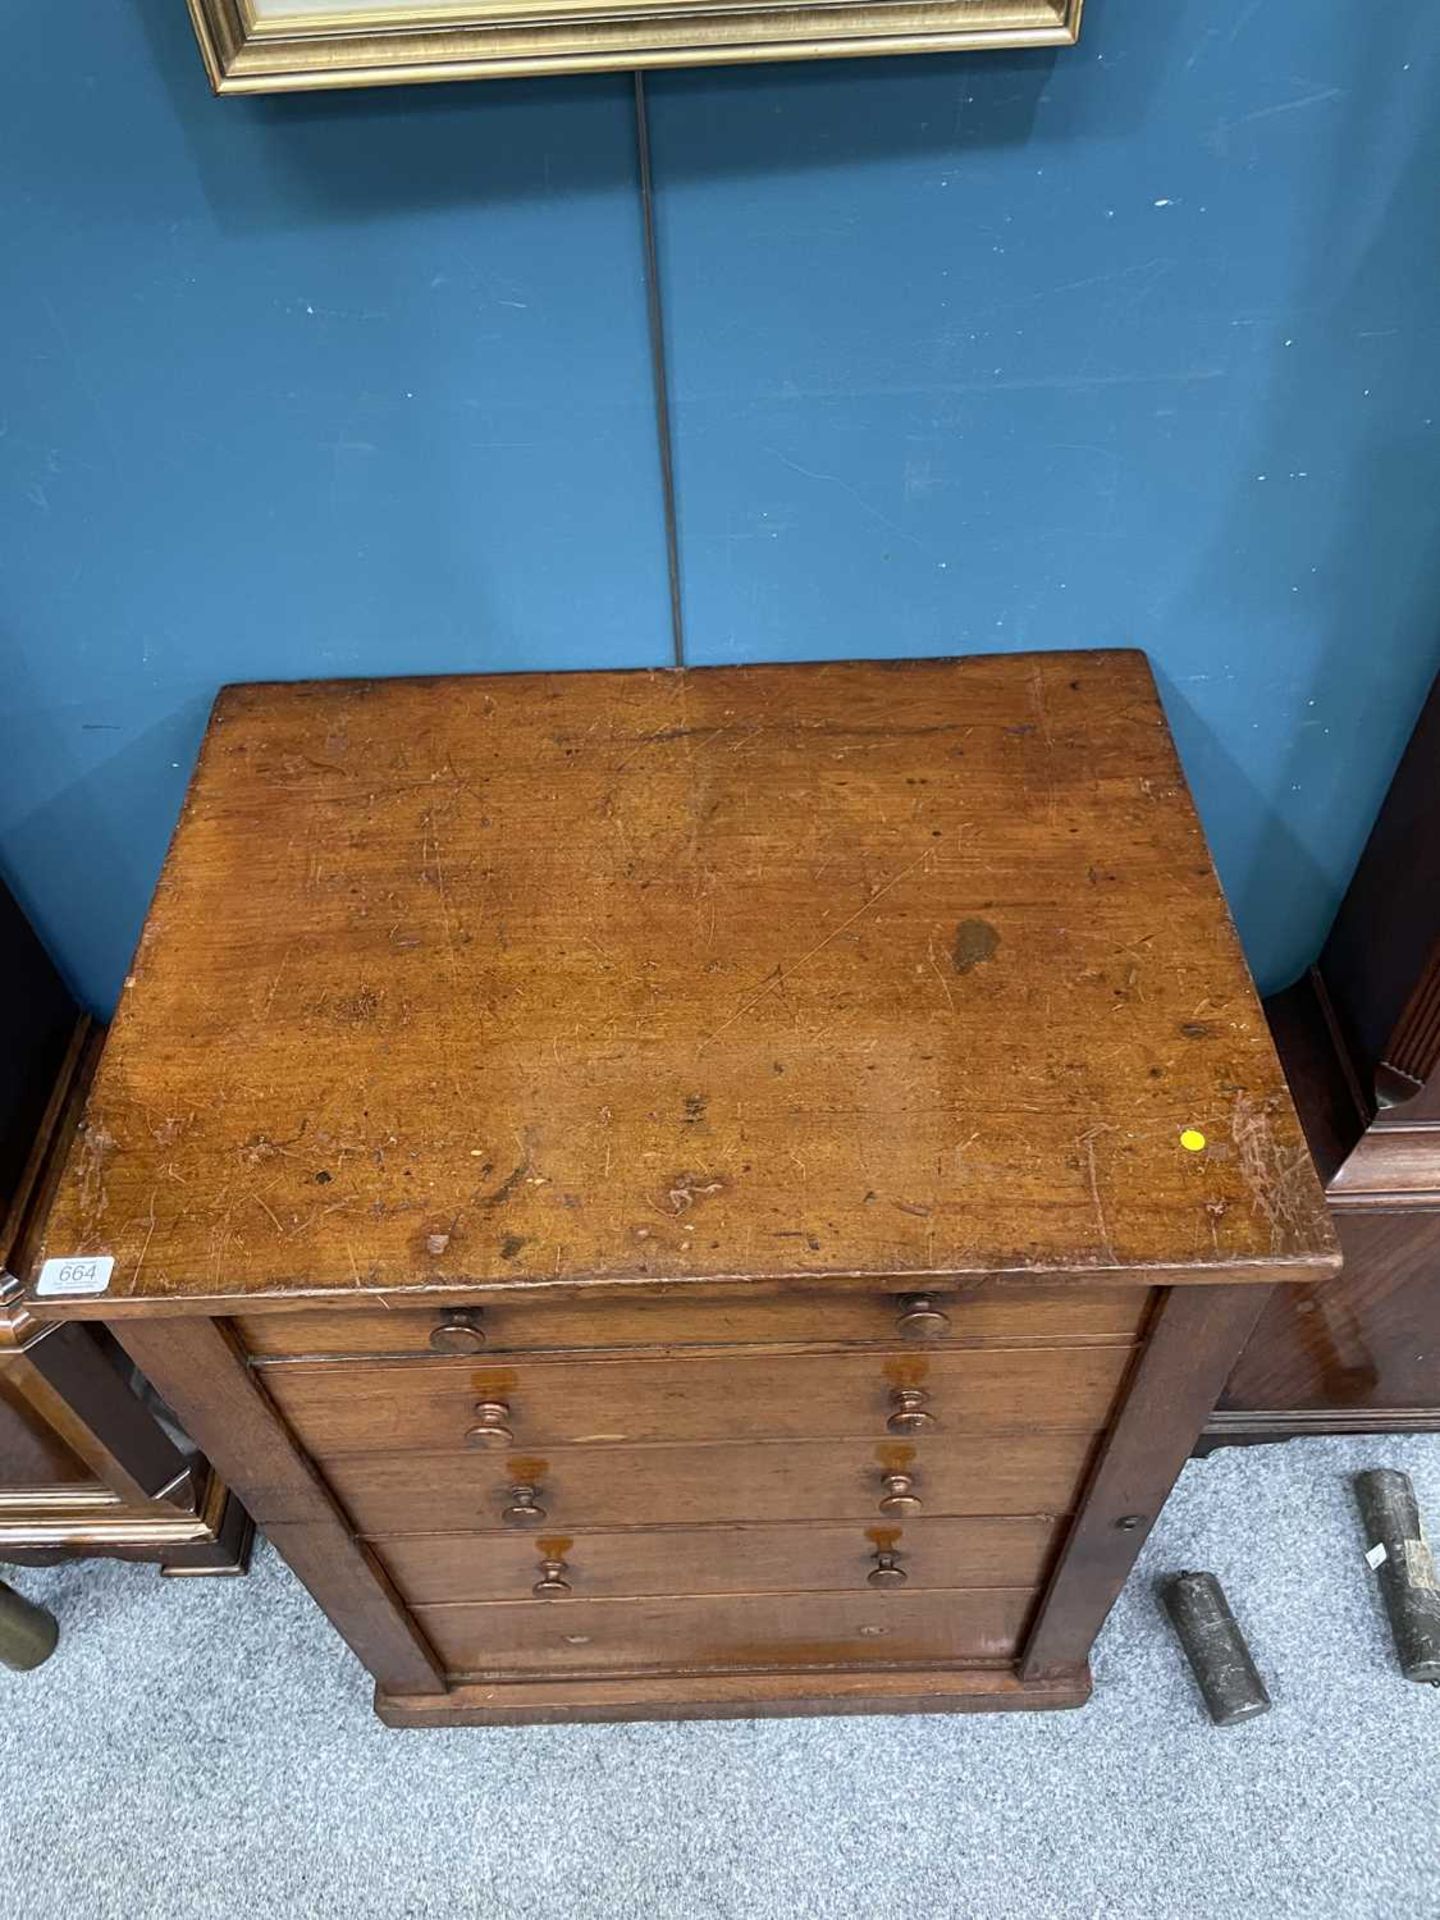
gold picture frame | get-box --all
[186,0,1084,91]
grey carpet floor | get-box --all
[3,1434,1438,1920]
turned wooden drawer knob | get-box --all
[466,1400,514,1446]
[868,1549,908,1589]
[896,1293,950,1338]
[430,1308,486,1354]
[533,1558,572,1598]
[503,1483,546,1526]
[886,1386,936,1433]
[879,1471,922,1515]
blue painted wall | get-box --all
[0,1,671,1008]
[4,0,1439,1013]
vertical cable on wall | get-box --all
[633,73,686,669]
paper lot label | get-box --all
[35,1255,115,1298]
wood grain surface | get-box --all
[1220,1214,1440,1416]
[31,655,1335,1315]
[112,1315,444,1692]
[329,1430,1101,1534]
[260,1342,1136,1455]
[1020,1282,1269,1679]
[376,1513,1063,1605]
[415,1585,1034,1679]
[235,1280,1150,1360]
[0,1376,92,1489]
[375,1662,1092,1726]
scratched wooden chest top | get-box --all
[35,653,1334,1311]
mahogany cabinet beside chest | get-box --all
[24,654,1336,1724]
[1210,668,1440,1443]
[0,879,250,1575]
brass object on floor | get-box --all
[1355,1469,1440,1685]
[0,1577,59,1671]
[1162,1571,1271,1726]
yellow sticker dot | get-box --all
[1180,1128,1207,1153]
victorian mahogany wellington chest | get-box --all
[24,654,1337,1725]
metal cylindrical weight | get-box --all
[1354,1468,1440,1684]
[1162,1571,1271,1726]
[0,1579,60,1672]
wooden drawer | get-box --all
[329,1431,1100,1535]
[379,1514,1063,1605]
[236,1284,1151,1362]
[417,1586,1033,1679]
[265,1344,1135,1457]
